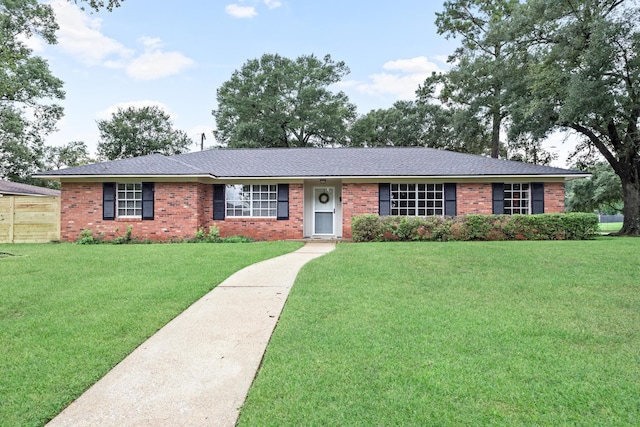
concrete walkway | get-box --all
[47,242,335,427]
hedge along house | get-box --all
[35,147,589,242]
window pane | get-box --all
[389,183,444,217]
[503,183,530,215]
[116,182,142,217]
[226,183,278,217]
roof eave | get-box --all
[0,192,59,197]
[213,173,591,181]
[36,174,216,181]
[35,172,590,182]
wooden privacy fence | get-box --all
[0,196,60,243]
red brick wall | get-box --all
[60,182,103,242]
[60,180,566,242]
[341,183,379,239]
[208,183,305,241]
[456,182,565,215]
[60,182,208,242]
[544,182,565,213]
[339,182,566,238]
[457,183,493,215]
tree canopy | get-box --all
[1,0,64,183]
[44,141,92,170]
[96,106,192,160]
[213,53,357,148]
[504,0,640,235]
[426,0,639,235]
[566,162,623,214]
[71,0,125,12]
[349,99,491,155]
[1,0,125,183]
[429,0,518,159]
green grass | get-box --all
[0,241,301,427]
[599,221,623,233]
[239,239,640,426]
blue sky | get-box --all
[35,0,570,164]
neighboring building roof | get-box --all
[35,147,589,180]
[0,180,61,196]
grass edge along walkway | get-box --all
[239,239,640,426]
[0,241,302,427]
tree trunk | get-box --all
[618,175,640,236]
[491,110,500,159]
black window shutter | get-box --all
[444,183,457,216]
[142,182,154,220]
[492,183,504,214]
[379,183,391,216]
[103,182,115,220]
[277,184,289,220]
[531,182,545,214]
[213,184,225,220]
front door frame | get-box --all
[313,186,336,236]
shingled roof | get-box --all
[35,153,209,177]
[35,147,587,179]
[0,180,61,196]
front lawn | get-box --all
[599,221,623,233]
[0,242,301,427]
[239,239,640,426]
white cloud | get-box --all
[124,37,195,80]
[17,33,46,52]
[264,0,282,9]
[433,54,452,65]
[225,4,258,18]
[343,56,443,100]
[139,36,163,51]
[382,57,440,74]
[49,1,194,80]
[96,101,175,120]
[49,0,133,65]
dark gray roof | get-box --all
[177,147,584,177]
[36,147,586,179]
[35,153,210,177]
[0,180,61,196]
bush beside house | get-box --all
[351,213,599,242]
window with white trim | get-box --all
[117,183,142,217]
[226,184,277,217]
[391,183,444,216]
[504,183,530,214]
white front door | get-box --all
[314,187,335,235]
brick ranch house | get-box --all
[35,147,589,242]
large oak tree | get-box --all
[213,53,357,148]
[1,0,125,183]
[507,0,640,235]
[1,0,63,183]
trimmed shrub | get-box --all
[351,213,599,242]
[76,229,101,245]
[352,214,385,242]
